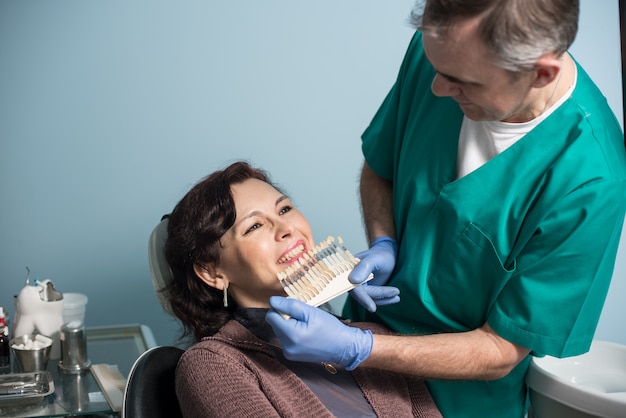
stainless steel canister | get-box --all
[59,322,91,373]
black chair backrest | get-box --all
[123,345,184,418]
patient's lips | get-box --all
[278,241,306,265]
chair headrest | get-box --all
[148,216,175,315]
[123,345,184,418]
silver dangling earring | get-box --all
[223,284,228,308]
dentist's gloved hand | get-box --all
[349,285,400,313]
[266,296,373,371]
[348,236,400,312]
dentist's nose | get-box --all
[431,73,461,97]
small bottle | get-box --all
[0,307,9,368]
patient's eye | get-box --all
[279,205,293,215]
[244,223,262,235]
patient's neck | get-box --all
[233,307,276,343]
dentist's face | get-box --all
[217,178,314,307]
[423,17,537,123]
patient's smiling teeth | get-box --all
[278,244,305,264]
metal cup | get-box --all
[10,334,52,372]
[59,322,90,373]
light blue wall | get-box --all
[1,0,623,347]
[574,1,626,345]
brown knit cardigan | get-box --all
[175,320,442,417]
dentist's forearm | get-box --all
[363,323,530,381]
[360,162,396,242]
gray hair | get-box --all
[409,0,579,73]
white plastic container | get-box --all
[62,293,88,326]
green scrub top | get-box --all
[345,32,626,418]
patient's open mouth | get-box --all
[278,243,305,264]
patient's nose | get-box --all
[276,218,295,239]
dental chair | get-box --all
[147,215,174,315]
[122,345,184,418]
[123,215,184,418]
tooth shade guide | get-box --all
[277,235,374,308]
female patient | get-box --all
[163,161,441,418]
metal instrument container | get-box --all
[58,322,90,373]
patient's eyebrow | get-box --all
[275,195,288,206]
[235,195,290,228]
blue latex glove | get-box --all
[266,296,373,371]
[348,236,400,312]
[349,285,400,313]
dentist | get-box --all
[266,1,626,417]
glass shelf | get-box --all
[0,323,155,417]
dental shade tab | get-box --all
[276,236,373,308]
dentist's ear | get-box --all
[531,52,564,89]
[193,264,229,291]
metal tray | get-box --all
[0,371,54,405]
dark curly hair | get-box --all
[164,161,275,342]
